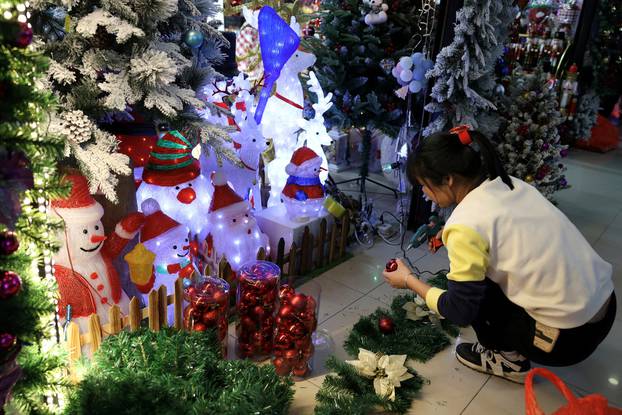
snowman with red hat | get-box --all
[125,198,193,323]
[50,174,144,350]
[204,172,269,271]
[281,146,326,221]
[136,130,212,241]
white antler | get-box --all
[290,15,301,36]
[242,6,259,29]
[307,71,333,121]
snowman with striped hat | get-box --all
[281,146,326,222]
[136,130,212,242]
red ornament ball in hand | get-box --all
[0,231,19,256]
[0,333,17,350]
[385,259,398,272]
[290,293,308,311]
[0,271,22,299]
[378,316,395,334]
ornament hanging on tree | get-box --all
[281,147,327,222]
[14,22,33,48]
[136,130,212,242]
[392,53,434,99]
[0,270,21,299]
[126,198,193,322]
[204,172,270,272]
[363,0,389,25]
[183,29,204,48]
[0,333,17,351]
[0,231,19,256]
[50,174,144,352]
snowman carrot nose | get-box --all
[90,235,107,243]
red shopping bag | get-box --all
[525,368,622,415]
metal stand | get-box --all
[334,128,400,200]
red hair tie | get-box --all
[449,125,472,145]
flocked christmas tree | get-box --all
[304,0,423,137]
[32,0,233,201]
[0,2,67,413]
[424,0,514,137]
[494,67,569,200]
[569,91,599,142]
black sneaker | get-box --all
[456,342,531,384]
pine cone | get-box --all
[60,110,92,144]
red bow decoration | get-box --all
[449,125,473,145]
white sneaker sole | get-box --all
[456,352,528,384]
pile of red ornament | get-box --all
[272,285,318,378]
[236,261,280,359]
[184,277,230,357]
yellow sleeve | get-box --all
[442,224,489,282]
[425,287,445,314]
[425,225,489,313]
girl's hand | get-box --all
[382,258,414,289]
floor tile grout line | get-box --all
[318,287,368,325]
[592,208,622,245]
[459,375,492,415]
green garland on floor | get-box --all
[64,328,294,415]
[314,356,424,415]
[343,284,459,362]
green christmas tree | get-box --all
[304,0,423,137]
[424,0,514,137]
[32,0,235,201]
[589,0,622,114]
[0,3,68,413]
[494,67,568,200]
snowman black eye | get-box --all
[173,245,178,249]
[316,132,319,135]
[185,238,188,242]
[188,183,192,187]
[95,225,99,231]
[252,139,256,142]
[83,229,88,234]
[175,186,180,190]
[232,219,237,223]
[245,214,249,217]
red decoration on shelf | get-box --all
[183,277,229,356]
[385,258,398,272]
[0,270,21,299]
[0,231,19,256]
[272,285,318,379]
[236,261,280,359]
[378,316,395,334]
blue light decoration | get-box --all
[254,6,300,125]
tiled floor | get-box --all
[245,148,622,413]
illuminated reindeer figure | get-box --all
[296,71,334,183]
[200,96,269,210]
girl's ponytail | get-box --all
[470,131,514,190]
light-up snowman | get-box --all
[136,130,211,242]
[50,174,144,354]
[281,146,327,221]
[204,172,270,271]
[126,198,192,322]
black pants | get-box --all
[471,279,617,366]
